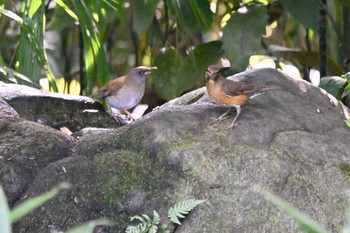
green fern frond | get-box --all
[125,222,148,233]
[130,215,146,223]
[149,225,158,233]
[168,199,206,225]
[152,210,161,225]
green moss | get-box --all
[94,150,144,206]
[339,163,350,177]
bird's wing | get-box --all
[222,79,264,97]
[93,75,127,98]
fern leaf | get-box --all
[168,199,206,225]
[141,214,152,223]
[130,215,146,223]
[149,225,158,233]
[152,210,161,225]
[125,222,148,233]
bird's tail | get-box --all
[249,86,281,99]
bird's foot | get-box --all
[226,121,239,129]
[210,109,231,125]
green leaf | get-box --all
[133,0,159,37]
[71,0,110,93]
[10,182,70,223]
[0,187,11,233]
[280,0,318,31]
[152,210,161,225]
[173,0,213,32]
[341,83,350,98]
[0,8,23,23]
[65,219,113,233]
[126,222,148,233]
[153,41,222,100]
[0,67,41,88]
[318,76,345,99]
[222,6,268,71]
[261,190,329,233]
[48,0,76,30]
[168,199,206,225]
[16,0,45,83]
[153,47,182,100]
[345,119,350,128]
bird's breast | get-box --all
[105,84,145,110]
[206,80,248,106]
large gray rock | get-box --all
[0,81,124,131]
[4,68,350,233]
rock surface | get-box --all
[0,82,124,132]
[1,68,350,233]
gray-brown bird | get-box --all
[206,65,280,129]
[93,66,157,119]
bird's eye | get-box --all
[138,71,144,75]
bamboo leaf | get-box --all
[16,0,45,83]
[10,183,70,223]
[0,187,11,233]
[0,8,23,23]
[65,219,113,233]
[71,0,110,94]
[261,190,329,233]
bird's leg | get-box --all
[226,106,241,129]
[210,108,231,125]
[123,109,135,121]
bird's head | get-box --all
[128,66,158,80]
[205,65,222,82]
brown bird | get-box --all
[93,66,157,119]
[205,65,279,129]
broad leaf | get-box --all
[173,0,213,32]
[280,0,318,31]
[222,6,268,71]
[133,0,159,37]
[153,41,222,100]
[318,76,345,99]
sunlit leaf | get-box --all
[10,183,70,223]
[0,8,23,23]
[0,187,11,233]
[16,0,45,83]
[222,6,268,71]
[71,0,110,93]
[345,119,350,128]
[280,0,318,31]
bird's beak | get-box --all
[145,66,158,75]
